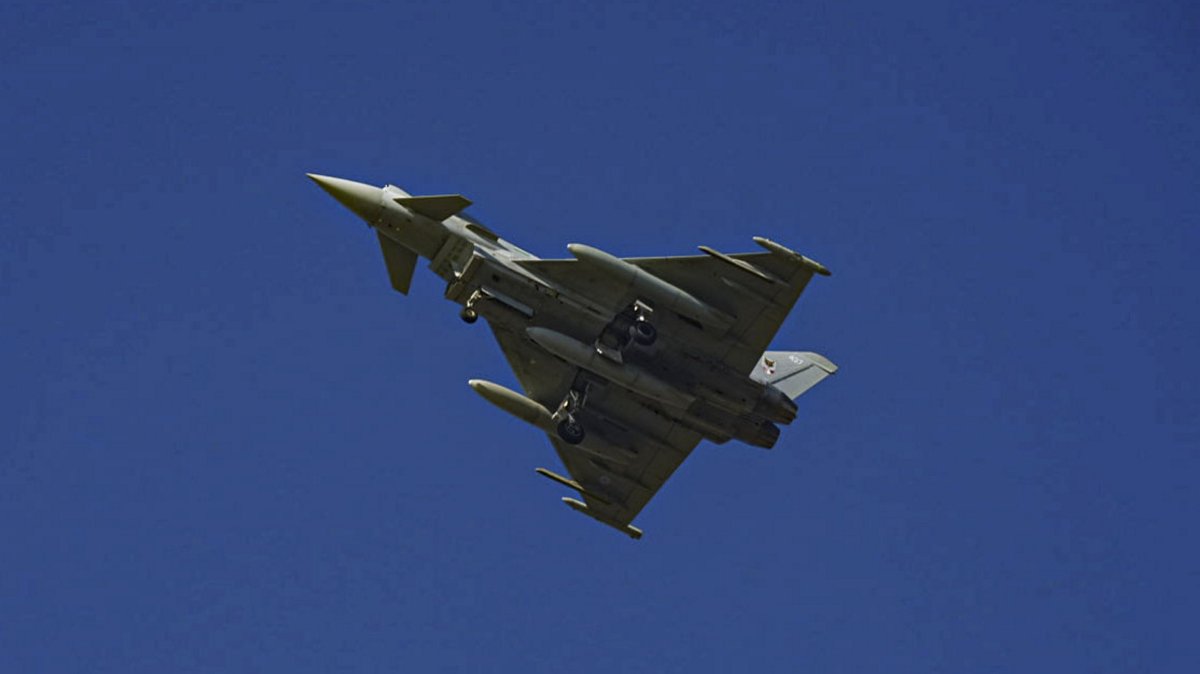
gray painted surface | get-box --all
[309,173,837,538]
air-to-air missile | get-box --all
[752,236,832,276]
[562,497,644,540]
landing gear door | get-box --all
[429,233,475,281]
[444,253,487,305]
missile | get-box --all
[561,497,644,540]
[567,243,734,329]
[468,379,555,431]
[752,236,832,276]
[535,467,611,504]
[697,245,782,284]
[525,327,695,409]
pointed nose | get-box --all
[306,173,382,224]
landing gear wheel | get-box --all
[460,308,478,324]
[632,320,657,346]
[556,419,585,445]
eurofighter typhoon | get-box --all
[308,174,837,539]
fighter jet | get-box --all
[308,174,837,539]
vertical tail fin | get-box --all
[752,351,838,400]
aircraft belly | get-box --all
[450,251,782,448]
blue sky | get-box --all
[3,1,1197,671]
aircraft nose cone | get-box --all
[306,173,382,223]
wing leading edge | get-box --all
[516,239,826,374]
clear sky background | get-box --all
[3,1,1197,671]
